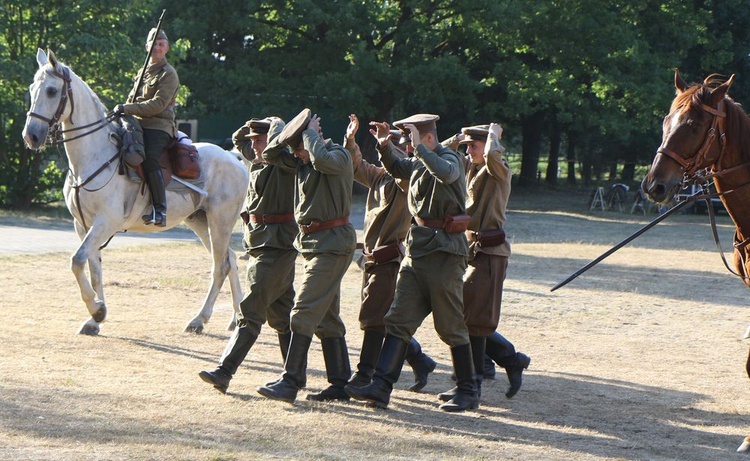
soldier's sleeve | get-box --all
[232,124,254,161]
[305,129,350,174]
[262,120,297,172]
[484,131,511,181]
[377,142,414,180]
[414,145,461,184]
[440,134,461,151]
[123,68,179,118]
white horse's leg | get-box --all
[183,210,241,333]
[71,221,113,335]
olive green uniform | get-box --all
[263,129,356,339]
[234,121,298,336]
[379,142,470,347]
[123,59,179,172]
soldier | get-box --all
[257,108,356,404]
[198,117,298,393]
[439,123,530,403]
[113,27,179,227]
[344,114,437,392]
[345,114,478,412]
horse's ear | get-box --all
[709,74,735,105]
[47,49,59,68]
[36,48,48,68]
[674,68,689,93]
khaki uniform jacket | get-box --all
[345,138,410,253]
[380,142,468,259]
[263,128,356,255]
[235,121,298,251]
[124,59,179,136]
[443,133,512,257]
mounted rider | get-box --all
[114,27,180,227]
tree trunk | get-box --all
[621,162,636,182]
[546,122,561,185]
[608,163,618,181]
[519,113,544,187]
[566,135,577,185]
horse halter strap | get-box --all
[27,67,75,126]
[657,101,726,178]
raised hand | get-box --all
[369,121,392,147]
[346,114,359,140]
[489,122,503,140]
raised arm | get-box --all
[262,118,297,172]
[484,123,511,180]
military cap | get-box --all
[459,124,490,144]
[390,129,409,146]
[393,114,440,133]
[147,28,169,43]
[244,118,273,138]
[278,108,312,148]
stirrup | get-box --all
[142,208,166,227]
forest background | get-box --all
[2,0,749,209]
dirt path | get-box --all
[0,206,748,460]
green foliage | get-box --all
[3,0,750,206]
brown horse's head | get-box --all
[642,69,734,203]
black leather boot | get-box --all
[307,336,352,401]
[142,169,167,226]
[345,334,408,408]
[486,331,530,398]
[348,329,384,388]
[404,337,437,392]
[484,355,496,379]
[257,332,312,403]
[198,324,258,393]
[438,335,485,402]
[264,331,295,387]
[439,343,479,412]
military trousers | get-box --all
[358,261,400,332]
[290,251,354,339]
[237,247,297,337]
[384,252,469,347]
[463,253,508,337]
[142,128,172,173]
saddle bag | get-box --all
[118,115,145,167]
[169,140,200,180]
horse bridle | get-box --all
[27,66,114,145]
[656,101,727,181]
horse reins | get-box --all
[28,65,121,233]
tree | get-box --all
[0,0,154,209]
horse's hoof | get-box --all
[78,320,100,336]
[738,436,750,452]
[185,323,204,334]
[92,304,107,323]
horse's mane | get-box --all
[671,75,750,161]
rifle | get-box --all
[127,9,167,104]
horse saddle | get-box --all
[115,117,204,191]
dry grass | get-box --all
[1,189,749,460]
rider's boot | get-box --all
[143,169,167,227]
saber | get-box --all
[550,192,702,292]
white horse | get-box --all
[22,49,248,335]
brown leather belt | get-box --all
[249,213,295,225]
[300,216,349,235]
[413,216,446,228]
[466,228,506,247]
[364,242,404,264]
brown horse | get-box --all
[642,69,750,452]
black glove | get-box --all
[113,104,126,115]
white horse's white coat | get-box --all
[22,49,249,335]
